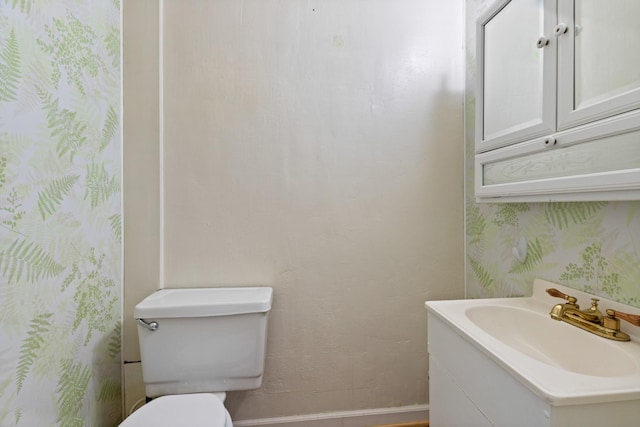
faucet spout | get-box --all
[547,288,579,321]
[550,303,569,321]
[563,299,604,324]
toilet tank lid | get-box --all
[134,287,273,319]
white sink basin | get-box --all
[426,279,640,406]
[465,305,639,377]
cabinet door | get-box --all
[476,0,557,153]
[557,0,640,130]
[429,357,494,427]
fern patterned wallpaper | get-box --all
[0,1,121,426]
[465,0,640,305]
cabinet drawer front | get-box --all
[475,112,640,201]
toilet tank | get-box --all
[134,287,273,398]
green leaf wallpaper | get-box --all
[0,1,121,426]
[465,0,640,306]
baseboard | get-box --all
[373,422,429,427]
[233,404,429,427]
[374,423,428,427]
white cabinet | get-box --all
[475,0,640,202]
[428,313,555,427]
[427,310,640,427]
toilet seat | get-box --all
[119,393,233,427]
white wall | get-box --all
[124,0,464,422]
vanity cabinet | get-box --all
[475,0,640,201]
[428,313,552,427]
[427,311,640,427]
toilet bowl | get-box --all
[119,287,273,426]
[119,393,233,427]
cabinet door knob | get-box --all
[543,137,557,146]
[536,36,549,48]
[554,23,568,36]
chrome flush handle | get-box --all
[137,318,159,331]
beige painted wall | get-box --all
[124,0,464,421]
[123,0,160,414]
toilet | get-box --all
[120,286,273,427]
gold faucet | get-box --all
[546,288,640,342]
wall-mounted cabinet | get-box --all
[475,0,640,202]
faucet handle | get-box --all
[546,288,578,305]
[607,309,640,327]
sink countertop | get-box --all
[425,279,640,406]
